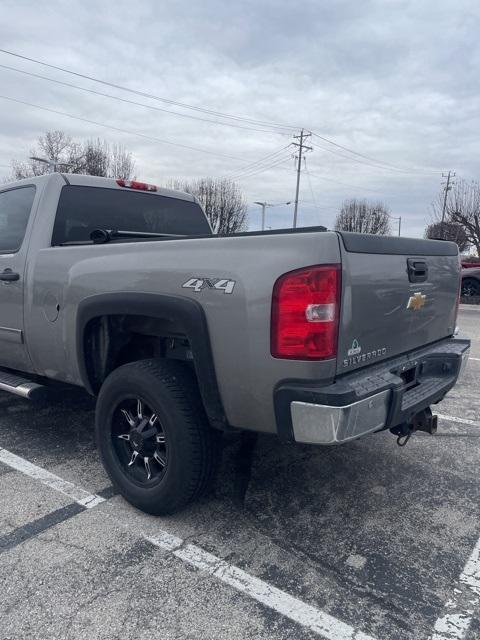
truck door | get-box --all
[0,185,37,371]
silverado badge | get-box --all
[407,292,426,310]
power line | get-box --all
[304,169,387,194]
[231,153,394,195]
[229,152,395,196]
[311,132,443,175]
[0,49,445,175]
[226,155,294,181]
[0,93,276,164]
[311,138,441,176]
[0,68,416,184]
[239,159,402,195]
[303,158,322,224]
[0,63,289,136]
[221,145,292,178]
[223,149,294,180]
[0,93,297,181]
[0,48,297,133]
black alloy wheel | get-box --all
[111,397,167,485]
[96,359,221,515]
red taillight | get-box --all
[271,264,341,360]
[116,179,157,192]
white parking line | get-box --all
[146,532,375,640]
[469,357,480,362]
[430,537,480,639]
[0,447,104,508]
[436,414,480,429]
[0,448,377,640]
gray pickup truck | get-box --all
[0,173,470,514]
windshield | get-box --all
[51,185,211,245]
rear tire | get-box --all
[95,359,221,515]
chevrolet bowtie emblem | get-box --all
[407,292,426,310]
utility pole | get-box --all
[292,129,312,228]
[441,171,455,227]
[254,201,292,231]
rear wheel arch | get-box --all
[75,292,228,430]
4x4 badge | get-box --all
[182,277,236,294]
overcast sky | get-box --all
[1,0,479,236]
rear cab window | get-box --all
[51,185,211,245]
[0,186,36,253]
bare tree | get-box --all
[169,177,247,234]
[81,138,110,177]
[334,199,392,235]
[110,143,135,180]
[432,179,480,257]
[11,130,75,179]
[9,130,135,181]
[39,130,73,163]
[425,221,469,252]
[65,141,85,173]
[11,158,45,180]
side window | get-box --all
[0,186,36,253]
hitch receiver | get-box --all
[390,407,438,446]
[411,407,438,435]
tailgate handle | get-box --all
[407,258,428,283]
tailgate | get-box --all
[336,232,460,375]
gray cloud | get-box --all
[1,0,479,236]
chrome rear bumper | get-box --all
[276,338,471,445]
[291,390,391,445]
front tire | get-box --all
[95,359,221,515]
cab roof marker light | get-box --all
[116,179,157,192]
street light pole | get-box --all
[254,201,268,231]
[254,201,292,231]
[385,213,402,236]
[29,156,74,173]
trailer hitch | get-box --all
[390,407,438,446]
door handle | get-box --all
[407,258,428,283]
[0,269,20,282]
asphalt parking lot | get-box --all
[0,306,479,640]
